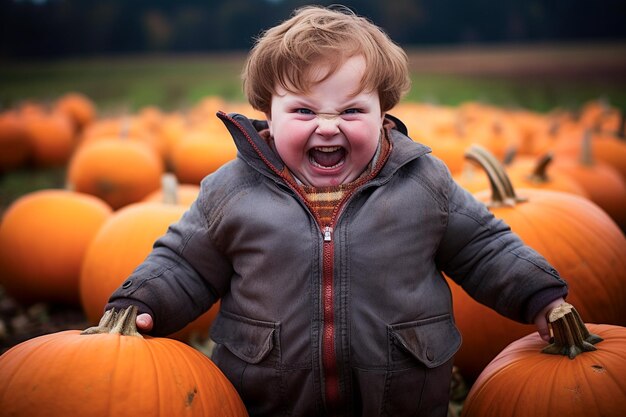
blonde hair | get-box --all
[243,5,411,114]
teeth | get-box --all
[314,146,341,153]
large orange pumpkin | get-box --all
[448,145,626,381]
[66,139,164,209]
[80,200,218,342]
[0,189,112,305]
[462,304,626,417]
[0,306,248,417]
[170,129,237,185]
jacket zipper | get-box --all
[321,225,340,413]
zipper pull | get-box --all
[323,226,333,242]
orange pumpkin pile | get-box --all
[447,145,626,381]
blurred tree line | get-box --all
[2,0,625,59]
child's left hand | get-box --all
[534,297,566,342]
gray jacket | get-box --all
[107,112,567,417]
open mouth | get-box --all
[308,146,346,169]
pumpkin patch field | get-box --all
[1,48,626,415]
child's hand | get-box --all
[136,313,154,333]
[533,297,566,342]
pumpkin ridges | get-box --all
[462,322,626,417]
[79,203,187,324]
[0,308,249,416]
[473,190,626,322]
[551,131,626,230]
[67,139,164,209]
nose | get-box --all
[315,113,341,136]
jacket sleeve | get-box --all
[105,185,233,336]
[435,175,568,324]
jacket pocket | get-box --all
[210,310,279,364]
[210,310,289,415]
[364,314,460,416]
[388,313,461,368]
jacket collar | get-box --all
[216,111,431,183]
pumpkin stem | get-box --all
[464,144,527,207]
[617,110,625,140]
[161,173,179,205]
[579,129,594,166]
[81,306,144,338]
[526,152,554,184]
[502,146,517,166]
[541,302,603,359]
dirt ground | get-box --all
[0,288,90,355]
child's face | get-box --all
[266,55,384,187]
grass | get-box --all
[2,45,625,114]
[0,53,246,113]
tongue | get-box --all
[310,148,345,167]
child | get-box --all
[106,5,567,417]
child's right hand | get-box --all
[136,313,154,333]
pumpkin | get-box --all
[0,189,112,305]
[506,152,590,197]
[170,129,237,185]
[79,116,166,161]
[53,92,96,133]
[448,145,626,381]
[577,98,620,133]
[0,306,248,417]
[79,199,218,342]
[21,110,76,167]
[551,130,626,230]
[454,151,587,197]
[0,110,31,172]
[66,139,164,209]
[462,303,626,417]
[506,108,554,156]
[554,129,626,182]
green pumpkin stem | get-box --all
[81,306,143,338]
[464,144,527,207]
[541,302,603,359]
